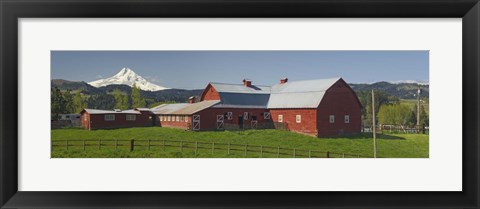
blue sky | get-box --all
[51,51,428,90]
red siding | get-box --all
[316,80,361,137]
[81,111,153,130]
[269,109,318,136]
[200,84,220,101]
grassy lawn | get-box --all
[51,127,429,158]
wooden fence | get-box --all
[51,139,371,158]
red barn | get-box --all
[267,77,361,137]
[152,100,220,130]
[80,108,153,130]
[200,79,272,130]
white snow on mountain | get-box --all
[390,80,429,85]
[88,67,169,91]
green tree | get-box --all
[377,103,415,130]
[131,84,146,108]
[356,90,400,126]
[51,87,67,120]
[73,91,86,113]
[113,89,129,110]
[63,90,75,113]
[87,94,116,110]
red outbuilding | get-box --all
[80,108,153,130]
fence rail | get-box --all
[52,139,371,158]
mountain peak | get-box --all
[88,68,169,91]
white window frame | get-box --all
[167,115,171,121]
[84,114,88,121]
[344,115,350,124]
[296,115,301,123]
[126,114,136,121]
[104,114,115,121]
[159,115,163,121]
[176,116,180,122]
[227,112,233,120]
[244,112,249,120]
[329,115,335,123]
[278,114,283,123]
[185,116,189,122]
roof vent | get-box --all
[114,109,121,112]
[243,79,252,87]
[280,78,288,84]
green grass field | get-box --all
[51,127,429,158]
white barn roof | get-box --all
[152,100,220,115]
[267,77,341,109]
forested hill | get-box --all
[51,79,429,106]
[349,82,429,99]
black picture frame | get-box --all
[1,0,479,208]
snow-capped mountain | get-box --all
[88,67,169,91]
[390,80,429,86]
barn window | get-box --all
[180,116,184,121]
[126,114,136,121]
[244,112,249,120]
[167,115,171,121]
[185,116,189,122]
[227,112,233,120]
[344,115,350,124]
[296,115,301,123]
[84,114,87,121]
[159,116,163,121]
[263,112,270,120]
[176,116,180,122]
[104,114,115,121]
[278,115,283,123]
[329,115,335,123]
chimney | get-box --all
[188,96,196,104]
[280,78,288,84]
[243,79,252,87]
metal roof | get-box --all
[152,100,220,115]
[83,109,142,115]
[151,103,190,114]
[210,82,271,94]
[135,108,152,111]
[267,77,341,109]
[170,100,220,115]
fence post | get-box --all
[130,139,135,152]
[326,151,330,158]
[212,142,215,154]
[83,140,85,151]
[260,146,263,158]
[343,153,345,158]
[180,141,183,152]
[277,146,280,158]
[195,141,198,156]
[66,140,68,150]
[293,148,296,158]
[244,145,248,157]
[227,143,230,155]
[99,140,101,150]
[148,140,151,151]
[309,150,311,158]
[163,140,165,152]
[115,139,118,150]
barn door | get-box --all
[216,115,224,130]
[251,120,258,129]
[193,115,200,131]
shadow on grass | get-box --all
[326,133,406,140]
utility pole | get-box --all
[372,90,377,158]
[416,87,421,132]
